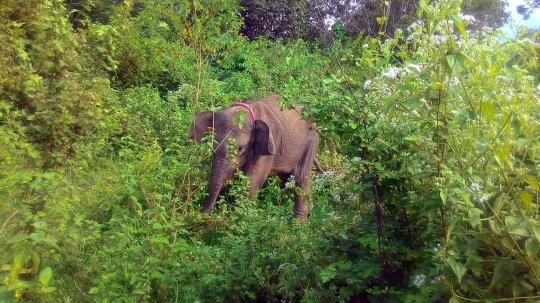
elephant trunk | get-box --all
[201,159,236,213]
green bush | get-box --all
[2,0,540,302]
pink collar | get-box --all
[234,102,256,121]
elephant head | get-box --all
[188,104,275,212]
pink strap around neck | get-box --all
[233,102,256,121]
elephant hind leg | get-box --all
[293,133,320,222]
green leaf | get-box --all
[447,258,466,284]
[39,267,53,285]
[525,238,540,260]
[14,248,30,269]
[396,52,410,60]
[151,236,169,245]
[452,188,470,204]
[518,191,533,212]
[511,228,529,237]
[30,232,45,242]
[450,13,467,38]
[384,100,397,115]
[491,261,516,288]
[32,221,48,230]
[532,224,540,241]
[480,102,495,119]
[42,286,57,293]
[449,295,464,303]
[7,233,29,244]
[404,98,421,110]
[526,175,538,190]
[493,147,513,171]
[487,192,503,214]
[513,281,525,297]
[40,237,60,250]
[30,251,40,274]
[89,287,100,294]
[7,281,31,291]
[320,265,337,283]
[468,208,483,228]
[440,189,447,204]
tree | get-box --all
[517,0,540,19]
[461,0,509,31]
[239,0,354,42]
[340,0,417,38]
[239,0,512,42]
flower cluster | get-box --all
[431,275,444,284]
[470,182,488,204]
[284,175,295,189]
[412,274,426,287]
[381,66,401,79]
[278,263,297,272]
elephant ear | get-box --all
[253,120,276,156]
[188,111,214,143]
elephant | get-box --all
[188,95,321,221]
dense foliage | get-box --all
[238,0,509,41]
[518,0,540,19]
[1,0,539,302]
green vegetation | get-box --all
[1,0,539,302]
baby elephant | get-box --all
[188,95,321,221]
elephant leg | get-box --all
[243,156,274,197]
[293,133,320,222]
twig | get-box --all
[0,210,20,234]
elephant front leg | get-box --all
[244,157,274,198]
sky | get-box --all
[506,0,540,28]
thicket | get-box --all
[1,0,539,302]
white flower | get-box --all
[351,157,361,163]
[459,14,476,22]
[343,194,355,203]
[478,195,487,204]
[495,75,511,82]
[431,275,444,284]
[381,66,400,79]
[363,79,372,90]
[323,171,333,178]
[407,64,422,73]
[470,182,481,191]
[407,20,424,31]
[432,35,446,44]
[413,274,426,287]
[536,84,540,92]
[285,175,295,188]
[278,263,297,271]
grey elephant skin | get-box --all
[188,95,320,221]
